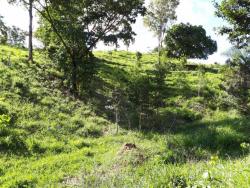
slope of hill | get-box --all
[0,45,249,187]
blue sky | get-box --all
[0,0,231,63]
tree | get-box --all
[7,26,26,47]
[215,0,250,114]
[136,51,142,62]
[144,0,179,63]
[164,23,217,59]
[0,15,26,47]
[152,61,169,113]
[0,15,8,44]
[34,0,145,95]
[222,46,250,114]
[127,67,152,130]
[197,65,207,97]
[8,0,34,62]
[215,0,250,48]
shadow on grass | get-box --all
[97,57,130,68]
[83,57,249,161]
[155,117,250,162]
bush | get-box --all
[0,114,27,153]
[170,175,188,188]
[0,101,9,115]
[135,51,142,62]
[160,107,202,123]
[76,121,103,138]
[27,139,46,154]
[12,177,37,188]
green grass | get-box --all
[0,45,249,187]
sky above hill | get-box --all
[0,0,231,63]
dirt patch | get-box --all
[123,143,137,150]
[62,143,147,186]
[117,143,146,166]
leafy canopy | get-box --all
[144,0,179,37]
[35,0,145,94]
[164,23,217,59]
[215,0,250,48]
[0,15,26,47]
[36,0,146,57]
[0,15,8,44]
[7,26,26,47]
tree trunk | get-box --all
[241,70,248,113]
[71,57,78,96]
[138,106,142,131]
[28,0,33,62]
[158,26,164,65]
[115,107,119,134]
[158,36,161,64]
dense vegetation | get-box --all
[164,23,217,59]
[215,0,250,48]
[0,45,249,187]
[0,0,249,187]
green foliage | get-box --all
[7,26,26,47]
[221,47,250,114]
[35,0,145,94]
[0,45,249,187]
[144,0,179,37]
[215,0,250,48]
[126,67,153,129]
[0,15,8,44]
[0,15,26,47]
[144,0,179,63]
[0,114,11,129]
[0,114,26,153]
[170,175,188,188]
[165,23,217,59]
[241,142,250,155]
[135,51,142,62]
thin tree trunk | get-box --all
[28,0,33,62]
[158,26,164,65]
[139,113,143,131]
[115,107,119,134]
[71,57,78,96]
[241,70,248,113]
[139,106,142,131]
[158,36,161,64]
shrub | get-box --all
[135,51,142,62]
[12,177,37,188]
[76,121,103,138]
[0,114,27,153]
[240,142,250,155]
[170,175,188,188]
[0,101,9,115]
[27,139,46,154]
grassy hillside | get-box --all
[0,45,249,187]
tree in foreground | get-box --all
[8,0,34,62]
[222,46,250,114]
[144,0,179,63]
[164,23,217,59]
[215,0,250,48]
[215,0,250,114]
[35,0,145,95]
